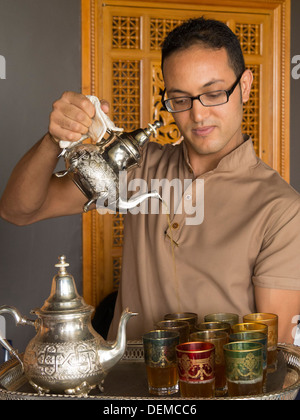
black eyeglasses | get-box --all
[162,72,244,113]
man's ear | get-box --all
[241,69,253,104]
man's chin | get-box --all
[185,137,224,156]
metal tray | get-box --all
[0,342,300,400]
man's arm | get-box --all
[254,286,300,344]
[0,92,97,225]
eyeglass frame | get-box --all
[161,71,245,113]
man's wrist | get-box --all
[47,132,61,149]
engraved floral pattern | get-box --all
[24,339,103,380]
[177,352,214,383]
[225,352,262,381]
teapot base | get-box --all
[23,337,106,396]
[29,378,104,397]
[29,380,50,396]
[65,380,96,397]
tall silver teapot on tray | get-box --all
[55,95,162,212]
[0,255,137,396]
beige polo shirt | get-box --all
[108,138,300,340]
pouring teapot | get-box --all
[55,95,162,212]
[0,255,137,396]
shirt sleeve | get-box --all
[252,197,300,290]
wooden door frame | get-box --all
[81,0,291,307]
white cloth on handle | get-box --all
[59,95,123,149]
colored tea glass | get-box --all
[224,341,263,397]
[155,319,190,343]
[142,330,179,395]
[243,313,278,369]
[197,321,231,335]
[176,341,215,398]
[190,330,228,396]
[204,312,239,327]
[232,322,268,337]
[164,312,198,333]
[229,331,268,383]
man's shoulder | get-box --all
[142,140,183,164]
[145,140,182,154]
[255,158,300,209]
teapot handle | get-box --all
[0,305,35,369]
[58,95,123,153]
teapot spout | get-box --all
[118,190,162,210]
[0,305,35,369]
[98,308,137,372]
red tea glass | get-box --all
[176,341,215,398]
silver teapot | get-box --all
[0,255,137,396]
[55,113,162,212]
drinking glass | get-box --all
[204,312,239,327]
[164,312,198,333]
[243,313,278,369]
[224,341,264,397]
[176,341,215,398]
[190,330,228,396]
[155,319,189,343]
[229,331,267,383]
[142,330,179,395]
[232,322,268,337]
[197,321,231,335]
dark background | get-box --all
[0,0,82,351]
[0,0,300,352]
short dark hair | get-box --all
[161,17,246,77]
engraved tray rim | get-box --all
[0,342,300,400]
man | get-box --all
[1,18,299,342]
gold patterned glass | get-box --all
[155,320,190,344]
[243,313,278,369]
[142,330,179,395]
[164,312,198,333]
[197,321,231,335]
[190,330,228,396]
[204,312,239,327]
[224,341,264,397]
[176,341,215,398]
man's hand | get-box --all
[49,91,96,144]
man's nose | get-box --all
[190,98,210,122]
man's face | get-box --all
[162,45,252,160]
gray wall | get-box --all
[0,0,82,351]
[0,0,300,352]
[291,0,300,191]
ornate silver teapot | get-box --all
[55,96,162,212]
[0,255,137,396]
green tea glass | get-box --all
[224,341,264,397]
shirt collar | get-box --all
[182,135,258,174]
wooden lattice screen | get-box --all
[81,0,290,308]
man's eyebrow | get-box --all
[167,79,225,95]
[203,79,225,88]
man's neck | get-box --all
[187,132,245,177]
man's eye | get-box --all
[204,91,224,99]
[173,97,189,105]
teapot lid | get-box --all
[38,255,93,314]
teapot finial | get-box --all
[37,255,92,314]
[55,255,69,275]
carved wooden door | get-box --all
[81,0,290,307]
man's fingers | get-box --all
[48,92,111,143]
[100,99,110,114]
